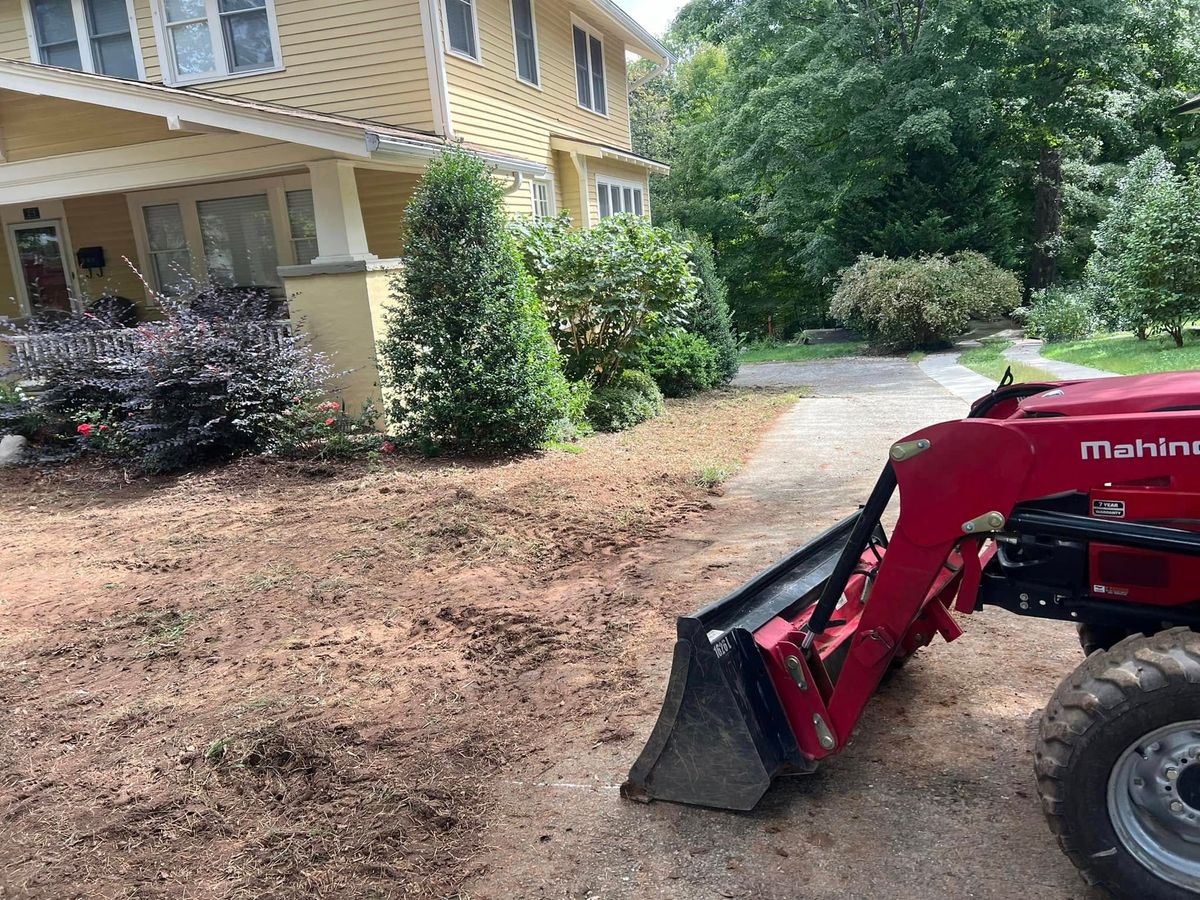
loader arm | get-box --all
[625,374,1200,812]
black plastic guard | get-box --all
[620,618,813,811]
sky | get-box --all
[615,0,688,37]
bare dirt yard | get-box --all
[0,387,802,900]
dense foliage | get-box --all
[1024,286,1099,343]
[514,213,700,387]
[671,226,739,384]
[640,330,721,398]
[379,150,570,453]
[634,0,1200,336]
[585,370,666,432]
[5,286,336,473]
[830,252,1020,350]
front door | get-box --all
[10,221,74,316]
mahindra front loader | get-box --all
[624,371,1200,899]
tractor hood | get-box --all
[1019,372,1200,418]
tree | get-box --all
[378,149,570,452]
[1110,157,1200,347]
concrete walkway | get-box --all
[1004,338,1115,380]
[917,352,998,403]
[473,356,1087,900]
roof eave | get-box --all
[590,0,675,65]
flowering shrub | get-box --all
[10,283,337,473]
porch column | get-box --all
[306,159,378,264]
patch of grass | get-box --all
[244,564,298,592]
[692,463,737,491]
[907,351,927,364]
[1042,332,1200,374]
[547,441,586,454]
[139,610,195,658]
[739,341,866,364]
[958,340,1057,384]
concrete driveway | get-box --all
[471,357,1093,900]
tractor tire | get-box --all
[1077,623,1135,657]
[1035,628,1200,899]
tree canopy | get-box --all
[634,0,1200,337]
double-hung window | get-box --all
[160,0,280,84]
[444,0,479,61]
[597,178,645,219]
[27,0,141,78]
[531,181,553,221]
[510,0,538,86]
[572,20,606,115]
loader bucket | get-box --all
[622,513,862,810]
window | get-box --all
[510,0,538,85]
[27,0,140,78]
[597,178,645,219]
[572,21,606,115]
[444,0,479,60]
[286,190,318,266]
[160,0,280,84]
[143,203,192,294]
[531,181,553,221]
[198,194,279,287]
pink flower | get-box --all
[381,441,396,455]
[318,401,341,413]
[99,425,110,432]
[76,424,93,437]
[325,418,337,427]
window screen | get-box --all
[219,0,274,71]
[512,0,538,84]
[286,189,319,265]
[197,194,279,287]
[144,203,191,293]
[86,0,137,77]
[31,0,83,70]
[573,25,591,108]
[445,0,478,58]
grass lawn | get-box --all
[1042,333,1200,374]
[959,340,1057,384]
[740,341,866,364]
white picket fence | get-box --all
[3,321,293,380]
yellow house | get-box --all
[0,0,671,405]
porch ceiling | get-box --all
[0,59,549,205]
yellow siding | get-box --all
[63,194,150,309]
[128,0,435,131]
[0,236,18,319]
[356,168,422,259]
[0,1,30,60]
[443,0,633,166]
[0,92,181,162]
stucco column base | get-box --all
[280,259,401,426]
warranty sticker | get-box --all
[1092,499,1126,519]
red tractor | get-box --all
[625,371,1200,899]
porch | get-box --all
[0,59,547,409]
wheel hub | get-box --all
[1109,722,1200,893]
[1180,764,1200,812]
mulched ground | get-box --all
[0,387,801,900]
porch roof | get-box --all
[549,135,671,176]
[0,58,549,178]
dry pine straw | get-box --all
[0,387,800,900]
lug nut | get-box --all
[1168,768,1180,782]
[1171,801,1185,814]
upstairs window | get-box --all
[27,0,141,78]
[444,0,479,61]
[160,0,280,84]
[572,21,606,115]
[510,0,538,86]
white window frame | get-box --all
[151,0,284,87]
[596,176,647,220]
[530,179,554,220]
[127,174,309,293]
[442,0,482,64]
[509,0,540,88]
[571,15,608,117]
[21,0,146,79]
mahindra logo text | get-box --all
[1081,438,1200,460]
